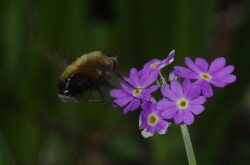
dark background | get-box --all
[0,0,249,164]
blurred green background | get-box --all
[0,0,249,164]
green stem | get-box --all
[180,125,197,165]
[157,70,196,164]
[158,70,167,85]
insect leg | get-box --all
[86,89,102,102]
[96,86,116,105]
[86,89,93,101]
[97,86,109,105]
[86,87,110,105]
[96,86,104,101]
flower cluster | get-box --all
[110,51,236,138]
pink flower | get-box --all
[174,57,236,97]
[156,79,206,125]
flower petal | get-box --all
[142,59,160,74]
[183,110,194,125]
[123,98,140,114]
[210,79,227,88]
[140,92,151,102]
[129,68,140,87]
[187,84,201,99]
[169,71,179,81]
[139,115,142,127]
[200,81,213,97]
[120,80,133,91]
[114,96,133,107]
[188,105,205,115]
[160,106,179,119]
[208,57,226,73]
[168,50,176,60]
[158,50,175,69]
[141,101,153,112]
[185,57,201,73]
[141,129,154,138]
[155,121,169,134]
[147,85,158,93]
[195,58,209,72]
[110,89,129,98]
[141,85,158,101]
[217,75,236,83]
[161,85,178,101]
[213,65,235,77]
[146,126,155,134]
[183,79,191,97]
[140,70,158,88]
[156,99,176,110]
[174,110,184,124]
[174,66,199,79]
[170,81,183,97]
[189,96,206,105]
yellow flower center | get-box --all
[133,88,142,97]
[150,62,159,68]
[148,114,158,126]
[200,73,211,80]
[177,98,189,109]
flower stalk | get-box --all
[158,70,167,85]
[158,70,197,165]
[181,124,197,165]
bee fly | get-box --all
[58,51,118,103]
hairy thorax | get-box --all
[60,51,114,84]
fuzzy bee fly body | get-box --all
[58,51,118,103]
